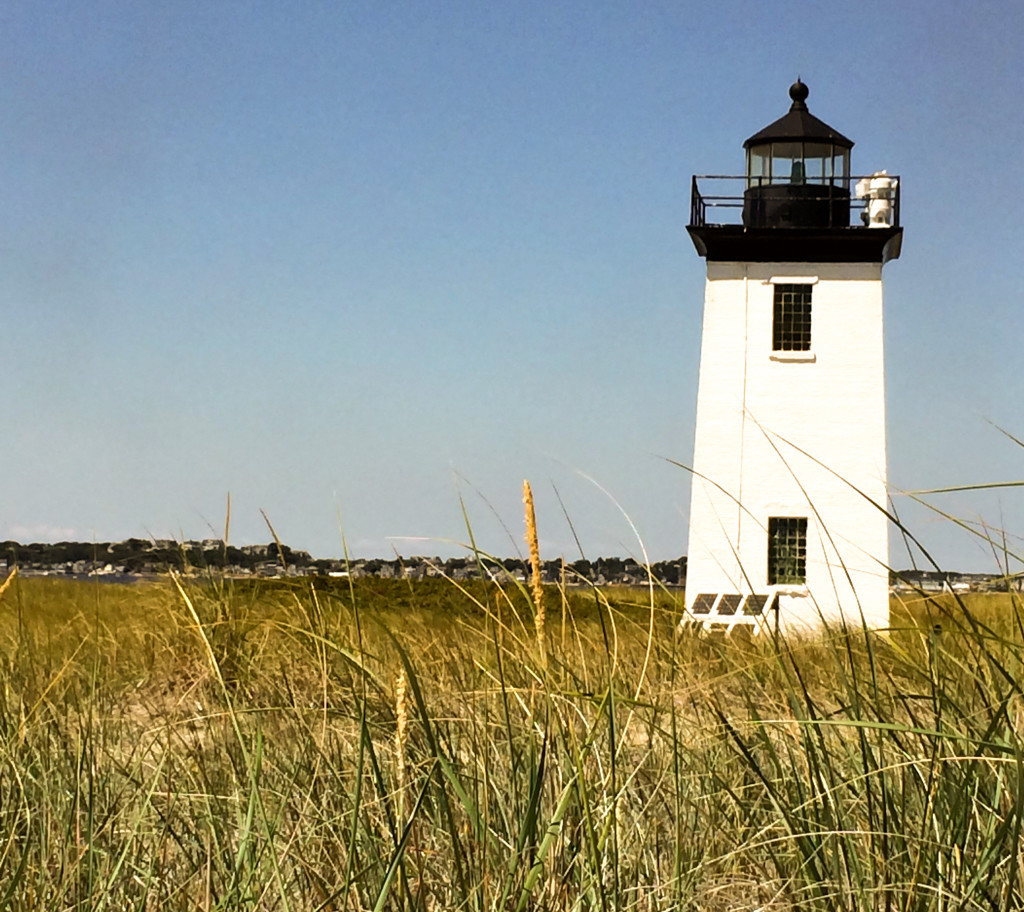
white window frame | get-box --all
[766,277,818,362]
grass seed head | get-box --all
[395,667,408,815]
[522,479,546,659]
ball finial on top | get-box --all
[789,78,809,110]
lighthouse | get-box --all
[684,80,902,632]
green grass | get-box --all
[0,572,1022,910]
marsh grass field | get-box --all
[1,566,1023,911]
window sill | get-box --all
[770,351,816,363]
[773,585,809,597]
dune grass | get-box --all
[0,568,1022,910]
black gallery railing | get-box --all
[690,174,901,230]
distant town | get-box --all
[0,539,1019,592]
[0,538,684,587]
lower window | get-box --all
[768,517,808,585]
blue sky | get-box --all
[2,1,1023,570]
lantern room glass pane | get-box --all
[803,155,825,181]
[747,146,770,187]
[834,150,850,185]
[771,142,803,184]
[801,142,831,183]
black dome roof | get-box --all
[743,80,853,149]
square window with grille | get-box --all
[773,284,812,351]
[768,517,808,585]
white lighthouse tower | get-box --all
[684,80,902,632]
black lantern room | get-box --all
[743,79,852,229]
[687,80,902,264]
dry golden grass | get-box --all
[0,574,1022,910]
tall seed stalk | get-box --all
[522,480,545,662]
[395,668,408,822]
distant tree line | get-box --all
[0,539,311,574]
[0,540,687,585]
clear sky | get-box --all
[3,1,1023,571]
